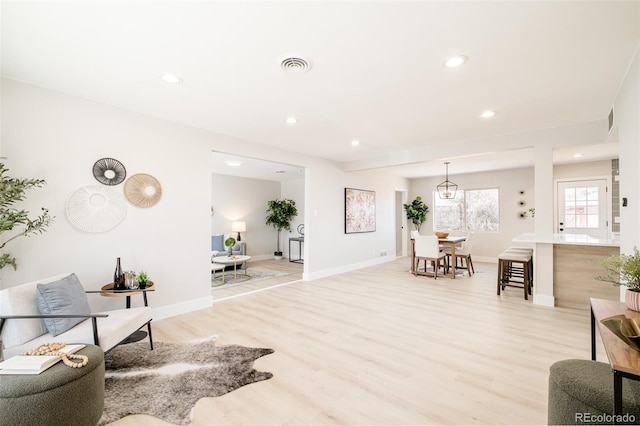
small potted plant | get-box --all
[403,196,429,232]
[598,247,640,311]
[265,198,298,260]
[224,237,236,257]
[136,270,150,289]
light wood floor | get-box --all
[212,258,304,301]
[111,257,607,426]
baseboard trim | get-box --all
[533,294,555,307]
[303,255,395,281]
[151,295,213,321]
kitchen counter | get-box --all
[512,232,620,309]
[512,232,620,247]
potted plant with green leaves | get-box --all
[403,196,429,232]
[224,236,236,257]
[597,247,640,311]
[0,163,55,270]
[136,270,150,289]
[265,198,298,260]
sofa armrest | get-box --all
[0,313,109,346]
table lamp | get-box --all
[232,221,246,241]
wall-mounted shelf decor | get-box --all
[66,185,127,232]
[92,158,126,186]
[124,173,162,208]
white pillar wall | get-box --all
[533,144,555,307]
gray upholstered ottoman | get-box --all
[0,344,105,426]
[548,359,640,425]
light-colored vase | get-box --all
[625,289,640,312]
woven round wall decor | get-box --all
[124,173,162,208]
[66,186,127,232]
[92,158,126,186]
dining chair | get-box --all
[447,232,475,276]
[413,235,448,279]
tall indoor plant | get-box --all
[403,196,429,232]
[0,163,55,270]
[265,198,298,260]
[598,247,640,311]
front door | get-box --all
[557,178,608,238]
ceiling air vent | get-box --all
[280,56,312,73]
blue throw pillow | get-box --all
[211,234,225,251]
[36,273,91,336]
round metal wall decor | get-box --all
[92,158,126,186]
[66,185,127,232]
[124,173,162,208]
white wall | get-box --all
[281,178,306,258]
[409,167,535,261]
[1,79,214,318]
[616,47,640,257]
[553,160,611,180]
[1,79,409,317]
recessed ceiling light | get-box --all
[573,153,584,158]
[275,170,286,174]
[479,110,497,119]
[286,117,298,124]
[224,160,242,167]
[443,55,468,68]
[160,73,183,84]
[351,140,360,146]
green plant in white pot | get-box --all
[224,236,236,257]
[265,198,298,260]
[403,196,429,232]
[597,247,640,311]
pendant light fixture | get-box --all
[437,162,458,199]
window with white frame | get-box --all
[433,188,499,232]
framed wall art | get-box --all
[345,188,376,234]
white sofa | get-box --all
[0,273,153,359]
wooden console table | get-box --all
[590,298,640,417]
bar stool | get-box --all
[497,249,533,300]
[503,247,534,288]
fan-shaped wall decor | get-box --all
[124,173,162,208]
[66,185,127,232]
[92,158,126,185]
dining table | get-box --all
[411,235,467,279]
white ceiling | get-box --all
[213,152,305,182]
[2,1,637,179]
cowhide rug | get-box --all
[99,337,274,425]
